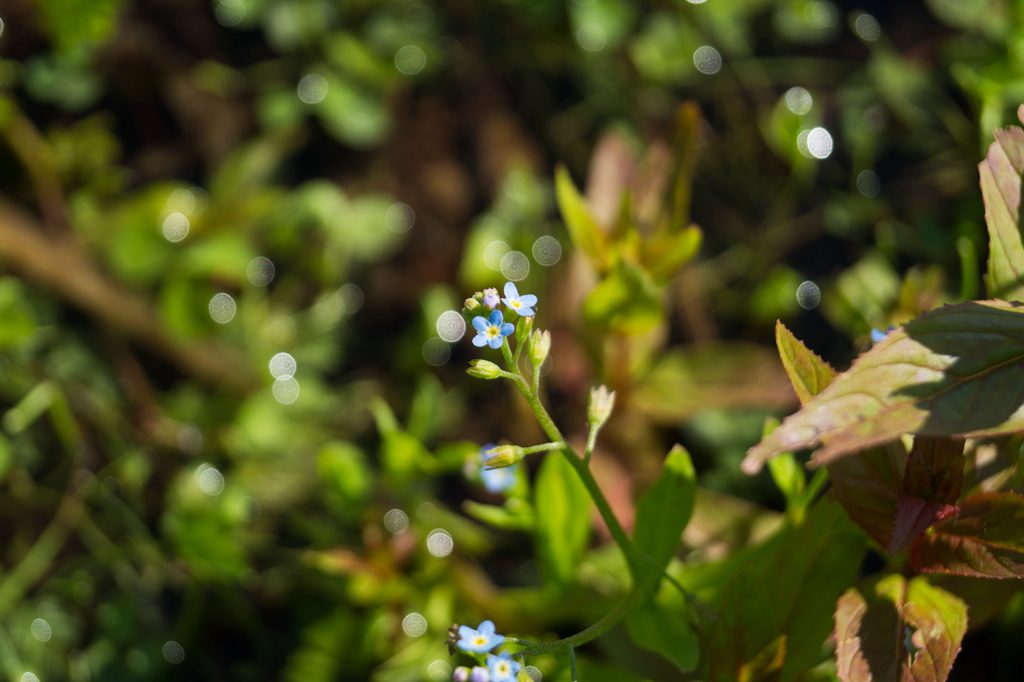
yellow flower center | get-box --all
[510,300,521,308]
[474,635,488,647]
[497,663,510,674]
[487,326,500,338]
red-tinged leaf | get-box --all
[744,300,1024,473]
[835,575,967,682]
[830,444,904,549]
[911,492,1024,578]
[903,437,964,503]
[775,320,836,403]
[888,437,965,554]
[980,106,1024,300]
[889,497,958,555]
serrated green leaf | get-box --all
[534,453,590,587]
[910,492,1024,578]
[746,300,1024,472]
[775,320,836,404]
[632,444,696,590]
[980,107,1024,300]
[555,164,608,269]
[835,575,967,682]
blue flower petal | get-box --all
[504,282,519,299]
[487,335,504,349]
[458,625,475,639]
[478,620,495,635]
[517,306,534,317]
[488,309,503,325]
[499,323,514,336]
[472,316,489,332]
[472,334,488,347]
[518,294,537,307]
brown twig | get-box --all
[0,199,258,392]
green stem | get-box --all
[521,442,565,455]
[584,426,598,464]
[569,645,578,682]
[508,374,635,566]
[518,592,638,658]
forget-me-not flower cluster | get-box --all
[468,282,538,350]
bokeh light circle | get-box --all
[693,45,722,75]
[500,250,530,281]
[402,612,428,638]
[426,529,454,557]
[436,311,466,342]
[208,293,237,324]
[532,236,562,266]
[268,352,297,380]
[421,338,451,366]
[796,281,822,310]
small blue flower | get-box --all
[486,652,521,682]
[472,310,515,349]
[482,288,501,309]
[469,667,490,682]
[501,282,537,317]
[480,444,518,494]
[871,326,895,344]
[457,620,505,654]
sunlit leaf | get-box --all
[910,492,1024,578]
[835,575,967,682]
[775,320,836,403]
[746,300,1024,472]
[555,164,608,269]
[979,106,1024,300]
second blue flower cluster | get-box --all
[453,620,521,682]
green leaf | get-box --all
[707,499,866,682]
[835,575,967,682]
[632,445,696,590]
[626,599,699,672]
[643,225,702,282]
[775,320,836,404]
[979,106,1024,300]
[583,260,664,334]
[745,300,1024,473]
[910,492,1024,578]
[534,453,591,587]
[555,164,608,270]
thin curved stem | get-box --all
[518,591,639,658]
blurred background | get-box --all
[0,0,1022,680]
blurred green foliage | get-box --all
[2,0,1024,680]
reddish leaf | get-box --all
[745,301,1024,473]
[911,492,1024,578]
[835,575,967,682]
[890,437,965,554]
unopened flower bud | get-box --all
[483,444,525,469]
[467,359,504,380]
[469,667,490,682]
[464,297,481,312]
[482,287,500,309]
[528,329,551,368]
[453,667,471,682]
[588,385,616,430]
